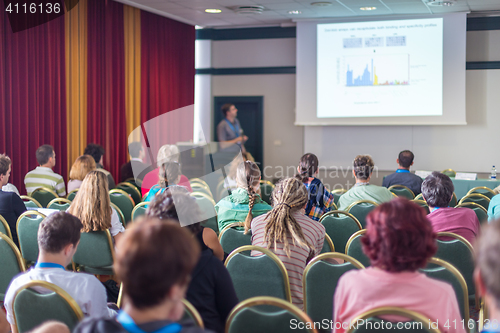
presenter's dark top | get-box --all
[382,169,424,196]
[0,190,27,247]
[217,118,241,153]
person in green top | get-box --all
[215,161,272,233]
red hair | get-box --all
[361,198,437,272]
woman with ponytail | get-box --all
[296,153,335,221]
[215,161,272,232]
[251,177,325,309]
[144,161,182,202]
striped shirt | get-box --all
[251,211,325,309]
[24,166,66,197]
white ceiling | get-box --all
[115,0,500,28]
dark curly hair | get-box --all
[353,155,374,180]
[83,143,105,164]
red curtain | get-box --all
[0,9,67,194]
[87,0,127,183]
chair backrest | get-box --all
[219,223,252,254]
[449,192,458,207]
[458,193,490,211]
[191,183,214,198]
[0,214,13,239]
[66,190,78,201]
[420,258,469,323]
[131,202,148,221]
[413,200,430,214]
[31,188,58,208]
[182,299,204,328]
[12,280,84,333]
[73,230,115,272]
[109,189,135,224]
[0,233,25,301]
[190,178,210,188]
[116,182,142,205]
[331,189,347,207]
[190,192,219,235]
[388,185,415,200]
[320,234,335,254]
[47,198,72,211]
[466,186,496,199]
[320,211,362,254]
[414,193,423,201]
[226,296,318,333]
[225,245,291,302]
[17,211,46,263]
[345,306,441,333]
[347,200,379,228]
[20,196,42,209]
[259,180,275,205]
[441,169,456,178]
[346,230,370,267]
[454,202,488,225]
[110,203,126,228]
[303,253,364,325]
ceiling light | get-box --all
[424,0,456,6]
[360,6,377,10]
[311,2,333,7]
[288,10,302,14]
[205,9,222,13]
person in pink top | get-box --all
[422,171,480,245]
[333,198,465,333]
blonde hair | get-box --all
[235,161,261,234]
[69,155,96,181]
[264,177,314,257]
[156,145,180,168]
[68,170,112,232]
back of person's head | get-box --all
[38,212,83,253]
[128,142,143,159]
[156,144,180,168]
[421,171,454,207]
[145,187,203,235]
[398,150,414,169]
[0,154,11,176]
[159,162,181,188]
[235,161,261,233]
[36,145,54,166]
[353,155,374,180]
[83,143,105,164]
[476,220,500,310]
[362,198,436,272]
[67,170,111,232]
[221,103,234,117]
[265,177,313,257]
[114,217,200,310]
[297,153,319,182]
[69,155,96,181]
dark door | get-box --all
[214,96,264,167]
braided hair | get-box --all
[159,162,181,188]
[264,177,315,258]
[296,153,319,183]
[236,161,261,234]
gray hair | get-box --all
[156,145,180,168]
[421,171,454,207]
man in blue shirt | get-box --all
[382,150,423,196]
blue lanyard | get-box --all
[224,119,240,136]
[431,207,441,213]
[396,169,410,173]
[35,262,65,270]
[117,311,182,333]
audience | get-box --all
[333,198,464,333]
[74,217,210,333]
[0,154,26,247]
[2,182,20,196]
[296,153,335,221]
[4,211,116,333]
[24,144,66,197]
[67,155,96,193]
[382,150,424,196]
[141,144,192,196]
[120,142,149,185]
[215,161,271,232]
[337,155,394,211]
[67,171,124,243]
[223,152,254,189]
[146,189,236,332]
[251,177,325,309]
[487,192,500,222]
[422,172,479,245]
[144,161,185,202]
[83,143,116,189]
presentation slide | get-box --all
[317,18,443,118]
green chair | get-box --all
[12,280,84,333]
[131,202,148,221]
[414,193,423,201]
[17,211,46,265]
[441,169,456,178]
[413,200,430,214]
[259,180,275,205]
[219,223,252,255]
[388,185,415,200]
[73,230,114,275]
[449,192,458,207]
[320,234,335,254]
[331,189,347,207]
[346,230,370,268]
[0,214,13,240]
[0,233,25,301]
[303,253,364,327]
[467,186,496,199]
[458,193,490,211]
[47,198,72,211]
[182,299,204,328]
[117,182,142,205]
[225,245,291,302]
[31,187,58,208]
[455,202,488,225]
[190,178,210,188]
[110,203,126,228]
[66,190,78,201]
[320,211,362,254]
[20,196,42,209]
[190,192,219,235]
[109,189,135,225]
[347,200,379,228]
[191,183,214,199]
[226,296,317,333]
[124,178,141,192]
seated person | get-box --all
[0,154,26,247]
[120,142,149,185]
[487,192,500,222]
[67,155,96,193]
[4,211,116,332]
[74,217,211,333]
[337,155,394,211]
[382,150,423,196]
[251,177,325,309]
[83,143,115,189]
[24,144,66,196]
[423,172,479,245]
[296,153,335,221]
[146,189,236,332]
[333,198,464,333]
[144,161,185,202]
[215,161,271,232]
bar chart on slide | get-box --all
[345,54,409,87]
